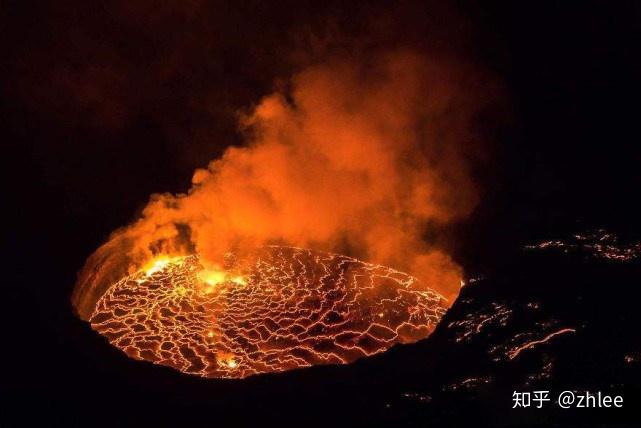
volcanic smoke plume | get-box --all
[73,48,493,377]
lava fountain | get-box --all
[90,246,448,378]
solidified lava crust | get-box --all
[90,246,448,378]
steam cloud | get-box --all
[73,48,493,319]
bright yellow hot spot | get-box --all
[217,354,238,369]
[230,275,247,286]
[199,269,226,286]
[143,256,183,276]
[198,269,247,291]
[174,286,188,296]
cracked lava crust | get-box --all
[90,246,449,379]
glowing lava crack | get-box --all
[90,246,449,379]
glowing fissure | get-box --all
[506,328,576,360]
[90,246,448,378]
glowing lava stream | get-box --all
[90,246,449,379]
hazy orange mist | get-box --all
[73,49,492,319]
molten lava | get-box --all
[90,246,448,378]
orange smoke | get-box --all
[73,49,493,319]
